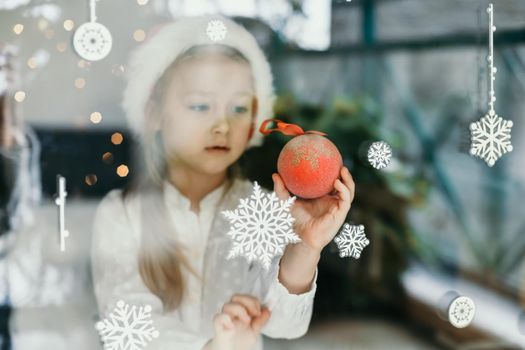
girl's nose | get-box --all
[211,114,229,134]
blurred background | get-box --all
[1,0,524,349]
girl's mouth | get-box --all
[205,146,231,152]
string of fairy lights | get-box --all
[6,0,154,187]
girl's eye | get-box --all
[232,106,249,114]
[189,104,210,112]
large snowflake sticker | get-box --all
[470,4,513,167]
[95,300,159,350]
[222,182,300,270]
[334,223,369,259]
[470,110,513,167]
[206,19,227,42]
[367,141,392,169]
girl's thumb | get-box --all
[272,173,290,201]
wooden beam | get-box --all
[274,28,525,57]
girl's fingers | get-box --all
[340,167,355,203]
[231,294,262,317]
[272,173,291,201]
[213,313,234,331]
[251,307,271,333]
[221,302,251,324]
[333,179,351,210]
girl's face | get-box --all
[158,52,256,177]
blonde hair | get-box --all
[121,15,275,148]
[135,45,250,311]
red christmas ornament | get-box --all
[260,119,343,199]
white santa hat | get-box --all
[122,15,275,147]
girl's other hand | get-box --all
[206,294,271,350]
[272,166,355,253]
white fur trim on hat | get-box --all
[122,15,274,147]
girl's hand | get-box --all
[272,166,355,253]
[207,294,271,350]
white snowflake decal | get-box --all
[367,141,392,169]
[222,182,300,270]
[448,296,475,329]
[470,110,513,167]
[470,4,513,167]
[334,223,369,259]
[206,19,227,42]
[95,300,159,350]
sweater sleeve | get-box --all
[248,255,317,340]
[91,190,212,350]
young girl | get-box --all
[91,15,355,350]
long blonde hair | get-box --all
[133,45,250,311]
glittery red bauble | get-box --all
[277,134,342,199]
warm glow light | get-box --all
[27,57,37,69]
[75,78,86,89]
[102,152,114,164]
[85,174,98,186]
[111,132,124,145]
[90,112,102,124]
[133,29,146,42]
[56,42,67,52]
[63,19,75,31]
[14,91,26,102]
[137,0,149,5]
[116,165,129,177]
[13,24,24,35]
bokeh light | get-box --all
[74,78,86,89]
[13,24,24,35]
[111,132,124,145]
[14,91,26,102]
[85,174,98,186]
[116,165,129,177]
[133,29,146,42]
[63,19,75,31]
[90,112,102,124]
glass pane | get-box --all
[1,0,524,349]
[377,0,525,40]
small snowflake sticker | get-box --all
[206,19,227,42]
[96,300,159,350]
[367,141,392,169]
[448,296,475,328]
[222,182,300,270]
[334,223,369,259]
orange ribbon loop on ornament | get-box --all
[259,119,327,137]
